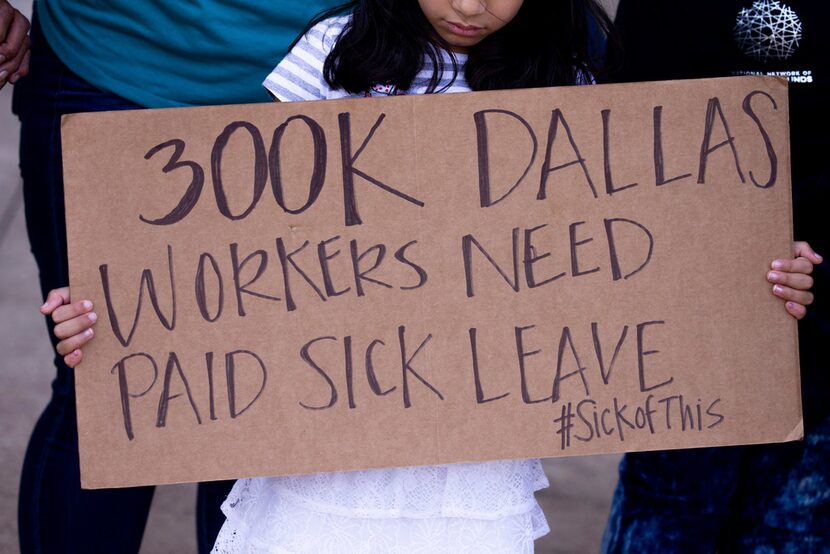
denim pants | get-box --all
[14,14,234,554]
[602,289,830,552]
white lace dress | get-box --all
[212,460,550,553]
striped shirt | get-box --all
[263,15,471,101]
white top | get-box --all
[263,15,471,101]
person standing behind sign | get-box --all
[599,1,830,552]
[10,0,342,552]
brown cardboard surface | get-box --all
[62,76,801,489]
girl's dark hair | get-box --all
[294,0,617,93]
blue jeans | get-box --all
[14,13,233,554]
[602,263,830,552]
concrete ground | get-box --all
[1,0,621,552]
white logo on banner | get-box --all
[734,1,802,61]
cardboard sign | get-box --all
[63,76,801,489]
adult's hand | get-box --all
[0,0,30,89]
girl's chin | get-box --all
[441,35,477,53]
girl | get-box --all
[44,0,822,551]
[217,5,574,550]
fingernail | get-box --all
[82,300,93,310]
[787,302,797,310]
[768,271,779,282]
[9,74,19,84]
[772,260,784,270]
[41,302,49,309]
[88,312,97,322]
[816,254,824,263]
[773,284,783,294]
[84,328,93,337]
[0,70,8,82]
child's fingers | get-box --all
[785,301,807,320]
[55,327,94,357]
[771,284,814,307]
[63,349,83,368]
[40,287,71,314]
[53,311,97,340]
[770,257,814,275]
[51,299,93,325]
[794,241,823,264]
[767,270,813,291]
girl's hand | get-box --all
[768,241,822,320]
[40,287,98,368]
